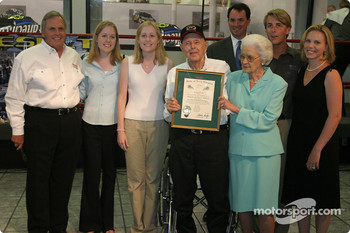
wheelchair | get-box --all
[158,154,239,233]
[158,156,177,233]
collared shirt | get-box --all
[79,57,121,125]
[164,56,230,125]
[5,39,84,135]
[230,34,244,56]
[268,46,303,119]
[227,67,287,156]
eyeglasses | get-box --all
[238,54,260,62]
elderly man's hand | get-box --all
[167,97,181,113]
[12,135,24,150]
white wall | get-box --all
[243,0,297,38]
[72,0,86,34]
[313,0,328,24]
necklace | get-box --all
[249,70,265,84]
[307,60,326,72]
[143,61,154,69]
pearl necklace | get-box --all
[307,60,326,72]
[143,62,154,69]
[249,70,265,84]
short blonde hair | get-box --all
[263,9,291,29]
[241,34,273,65]
[300,24,335,63]
[133,21,169,65]
[88,21,123,65]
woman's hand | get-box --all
[306,147,321,171]
[166,97,181,113]
[117,131,129,152]
[218,96,240,113]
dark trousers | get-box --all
[334,43,350,116]
[79,121,119,232]
[169,128,230,233]
[24,108,81,233]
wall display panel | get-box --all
[0,0,63,27]
[129,9,158,29]
[0,5,41,33]
[102,0,297,43]
[103,2,215,44]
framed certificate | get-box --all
[171,69,224,131]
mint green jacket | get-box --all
[227,67,288,156]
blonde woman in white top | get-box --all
[117,20,174,233]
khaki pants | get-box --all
[125,119,169,233]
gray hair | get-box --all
[41,10,66,32]
[241,34,273,65]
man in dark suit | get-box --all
[207,3,251,71]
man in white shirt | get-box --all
[164,24,230,233]
[5,11,83,233]
[207,3,251,71]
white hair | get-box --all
[241,34,273,65]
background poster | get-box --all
[0,6,40,33]
[128,9,159,29]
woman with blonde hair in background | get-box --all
[117,20,174,233]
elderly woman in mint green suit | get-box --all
[218,34,287,233]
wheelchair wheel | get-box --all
[226,211,239,233]
[158,156,171,226]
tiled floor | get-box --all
[0,164,349,233]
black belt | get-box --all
[25,105,79,116]
[181,124,228,135]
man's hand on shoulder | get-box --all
[12,135,24,150]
